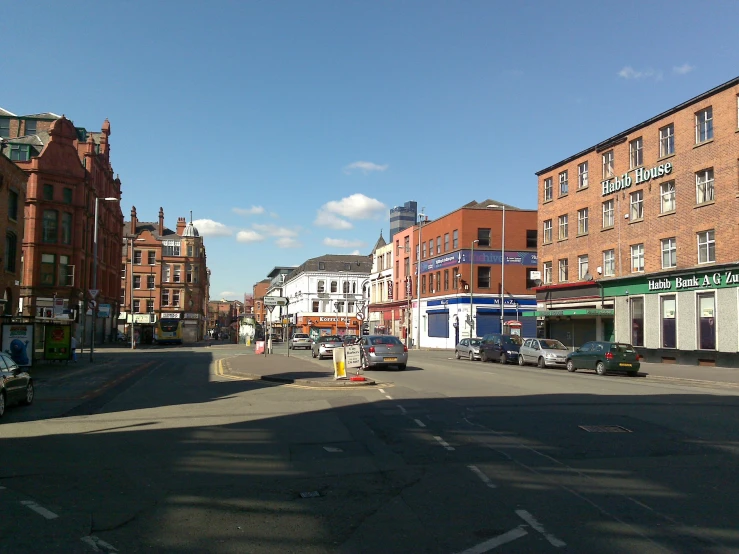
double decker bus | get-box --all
[155,318,183,345]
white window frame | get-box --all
[697,230,715,264]
[695,107,713,143]
[543,262,552,284]
[162,289,169,306]
[173,289,181,307]
[602,150,614,179]
[558,258,568,282]
[661,237,677,269]
[577,161,588,189]
[544,178,553,202]
[133,299,140,313]
[659,123,674,157]
[559,171,568,196]
[558,214,568,240]
[660,181,676,213]
[630,190,644,220]
[543,219,552,244]
[578,255,589,280]
[696,168,715,204]
[630,243,645,273]
[603,249,615,277]
[134,275,141,289]
[577,208,589,235]
[602,199,614,228]
[629,137,643,168]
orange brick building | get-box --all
[535,76,739,365]
[0,154,27,315]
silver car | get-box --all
[311,335,344,359]
[359,335,408,370]
[518,338,569,368]
[288,333,311,350]
[455,338,482,360]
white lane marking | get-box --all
[81,535,119,552]
[20,500,58,520]
[455,526,528,553]
[468,465,497,489]
[433,436,455,451]
[385,395,393,400]
[378,388,386,393]
[397,404,407,415]
[414,418,426,428]
[515,510,566,548]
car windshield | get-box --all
[540,339,567,350]
[469,339,482,346]
[611,343,635,352]
[369,336,402,346]
[503,336,523,346]
[319,336,342,343]
[293,334,309,339]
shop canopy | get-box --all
[522,309,615,317]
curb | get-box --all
[236,372,377,387]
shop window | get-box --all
[428,311,449,338]
[559,170,568,196]
[631,297,644,347]
[578,161,588,189]
[698,293,716,350]
[661,296,676,348]
[660,181,676,213]
[659,124,675,157]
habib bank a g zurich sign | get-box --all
[601,162,672,196]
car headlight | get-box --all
[507,350,517,356]
[546,353,556,358]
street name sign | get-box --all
[263,296,288,306]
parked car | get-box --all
[479,333,524,364]
[455,338,483,360]
[0,352,33,418]
[343,334,360,345]
[359,335,408,370]
[288,333,311,350]
[518,338,569,368]
[566,341,640,376]
[268,333,282,343]
[311,335,344,359]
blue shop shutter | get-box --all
[476,313,501,337]
[428,311,449,338]
[520,316,536,338]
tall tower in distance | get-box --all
[389,200,417,240]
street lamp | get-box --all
[90,196,119,362]
[415,210,426,350]
[469,239,479,338]
[487,204,506,332]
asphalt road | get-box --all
[2,345,739,553]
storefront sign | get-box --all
[421,251,537,273]
[523,309,615,317]
[183,312,200,319]
[319,317,338,322]
[648,270,739,292]
[160,312,182,319]
[601,162,672,196]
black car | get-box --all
[0,352,34,418]
[479,333,524,364]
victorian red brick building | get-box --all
[0,153,27,315]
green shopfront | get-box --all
[602,264,739,367]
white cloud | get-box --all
[343,161,389,174]
[617,66,663,81]
[276,237,302,248]
[252,223,299,237]
[233,206,265,216]
[349,250,361,255]
[220,291,239,299]
[192,219,232,237]
[269,212,279,219]
[673,63,695,75]
[314,210,353,230]
[323,238,366,248]
[323,193,387,219]
[236,230,265,243]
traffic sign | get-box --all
[88,300,97,310]
[89,289,99,298]
[356,312,365,321]
[263,296,288,306]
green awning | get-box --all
[522,309,615,317]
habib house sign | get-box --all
[601,162,672,196]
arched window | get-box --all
[352,282,357,293]
[331,281,338,293]
[343,281,350,293]
[317,280,325,293]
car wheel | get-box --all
[455,350,460,359]
[397,364,406,371]
[481,351,488,363]
[311,350,317,358]
[468,352,474,361]
[21,382,34,406]
[0,391,5,418]
[595,361,607,376]
[499,353,507,364]
[518,355,525,366]
[566,360,576,372]
[537,357,545,369]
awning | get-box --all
[522,309,615,317]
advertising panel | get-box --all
[1,324,34,367]
[44,325,72,361]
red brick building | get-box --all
[252,279,270,326]
[535,76,739,365]
[0,153,27,314]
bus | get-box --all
[155,319,183,345]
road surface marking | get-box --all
[433,436,455,451]
[20,500,58,520]
[468,465,497,489]
[455,526,528,553]
[397,405,407,414]
[515,510,566,548]
[385,395,393,400]
[378,388,386,393]
[81,535,119,552]
[414,419,426,428]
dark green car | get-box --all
[565,341,640,376]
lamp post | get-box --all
[90,196,118,362]
[469,239,479,338]
[487,204,506,332]
[415,210,425,350]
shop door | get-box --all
[182,325,198,343]
[603,319,615,342]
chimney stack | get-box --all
[176,217,186,236]
[158,207,164,235]
[130,206,138,235]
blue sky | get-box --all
[4,0,738,300]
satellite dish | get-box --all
[584,272,593,280]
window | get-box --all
[603,249,615,277]
[147,274,155,289]
[444,233,449,252]
[577,208,589,235]
[543,220,552,244]
[4,232,17,272]
[148,251,156,265]
[61,213,72,244]
[558,258,568,282]
[422,242,426,258]
[133,300,140,313]
[659,124,675,157]
[428,240,433,256]
[162,243,181,256]
[133,250,142,265]
[42,210,58,243]
[477,228,491,247]
[317,280,325,293]
[477,266,491,288]
[147,300,154,313]
[343,281,350,294]
[436,236,441,254]
[526,268,538,289]
[629,137,643,168]
[43,184,54,201]
[631,244,645,273]
[444,270,449,290]
[134,275,141,289]
[696,107,713,143]
[543,262,552,284]
[544,177,553,201]
[661,296,676,349]
[9,145,30,161]
[428,273,433,293]
[578,162,588,189]
[452,269,459,289]
[453,229,458,248]
[661,238,677,269]
[163,265,170,282]
[422,275,426,293]
[660,181,676,213]
[602,199,614,228]
[696,169,714,204]
[602,150,614,178]
[630,190,644,220]
[173,290,180,307]
[404,236,410,253]
[559,171,568,195]
[631,297,644,347]
[312,301,319,312]
[41,254,55,285]
[347,302,354,313]
[187,244,193,257]
[162,290,169,306]
[25,120,36,135]
[173,265,181,282]
[8,190,18,220]
[435,271,441,292]
[63,187,72,204]
[578,255,589,280]
[697,230,715,264]
[345,263,351,271]
[698,293,715,349]
[558,214,568,240]
[0,117,9,138]
[526,229,537,248]
[330,280,337,293]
